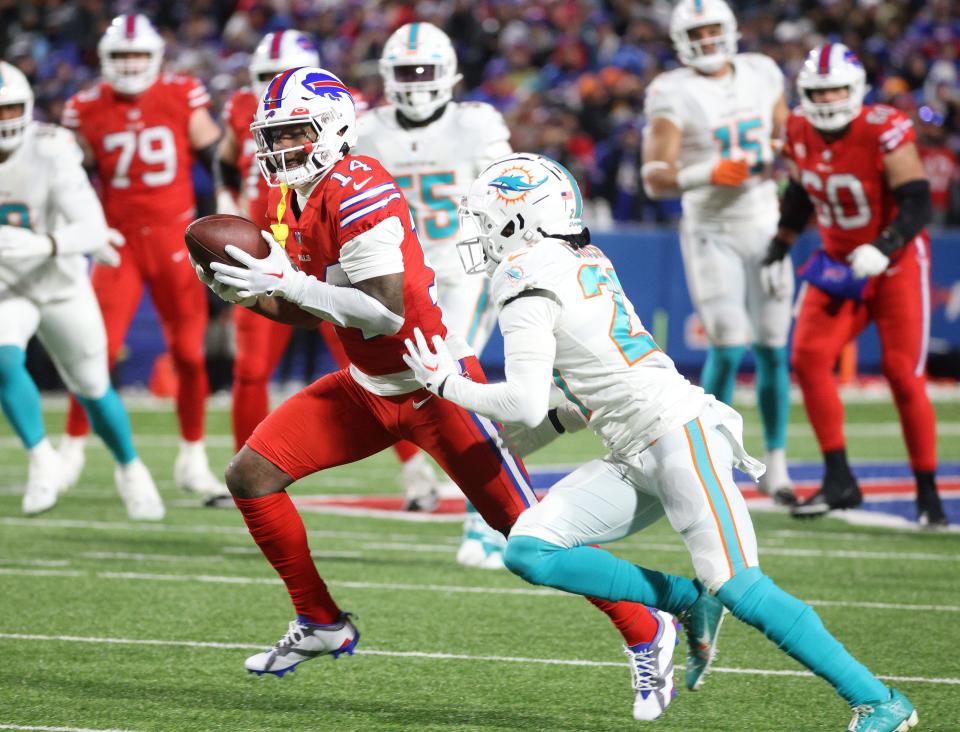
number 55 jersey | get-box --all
[784,104,922,261]
[62,73,210,236]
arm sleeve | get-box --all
[777,177,815,234]
[281,270,405,336]
[442,295,559,427]
[339,216,405,282]
[464,104,513,169]
[185,77,212,110]
[48,134,109,255]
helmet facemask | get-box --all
[383,62,458,121]
[679,23,737,73]
[457,199,541,276]
[254,113,348,189]
[797,44,867,132]
[0,62,34,153]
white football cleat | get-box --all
[58,435,87,490]
[758,448,797,507]
[115,458,165,520]
[400,452,439,512]
[626,609,678,721]
[23,439,67,515]
[246,615,359,677]
[174,440,228,498]
[456,512,506,570]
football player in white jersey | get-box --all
[0,62,163,519]
[642,0,795,506]
[403,153,918,731]
[355,21,513,568]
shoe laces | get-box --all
[276,620,309,648]
[848,704,874,730]
[624,645,658,693]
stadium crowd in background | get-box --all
[2,0,958,225]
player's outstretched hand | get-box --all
[848,243,890,279]
[211,232,295,298]
[710,159,750,187]
[759,236,793,297]
[190,252,256,306]
[92,228,125,268]
[402,327,458,397]
[0,225,54,260]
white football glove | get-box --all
[91,228,125,268]
[216,189,242,217]
[0,225,53,261]
[759,258,792,298]
[402,327,459,396]
[499,403,587,457]
[190,253,256,306]
[848,243,890,279]
[210,231,297,298]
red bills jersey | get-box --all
[265,155,445,375]
[784,104,919,259]
[62,74,210,228]
[222,87,270,223]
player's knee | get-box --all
[233,359,271,385]
[225,445,290,499]
[0,345,25,385]
[170,343,205,371]
[503,535,560,587]
[881,352,919,394]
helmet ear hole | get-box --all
[500,220,516,238]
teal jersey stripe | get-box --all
[553,370,590,420]
[466,279,490,346]
[685,419,747,574]
[409,22,419,50]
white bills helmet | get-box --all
[798,43,867,132]
[670,0,739,74]
[0,62,33,152]
[458,153,585,275]
[98,14,164,96]
[380,22,462,122]
[251,67,357,189]
[249,31,320,99]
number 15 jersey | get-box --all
[62,74,210,231]
[491,239,707,457]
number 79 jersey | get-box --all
[62,74,210,228]
[491,239,707,456]
[784,104,917,260]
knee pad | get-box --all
[503,535,560,587]
[0,345,25,385]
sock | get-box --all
[588,598,660,646]
[701,345,746,405]
[717,567,888,705]
[753,345,789,450]
[393,440,419,463]
[76,387,137,464]
[172,354,208,442]
[503,536,700,617]
[0,346,45,448]
[234,492,341,624]
[823,448,853,479]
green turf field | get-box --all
[0,398,958,732]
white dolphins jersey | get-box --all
[492,238,708,457]
[0,123,100,304]
[644,53,782,224]
[354,101,511,281]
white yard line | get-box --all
[1,566,957,613]
[0,632,956,686]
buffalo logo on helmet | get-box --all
[301,71,350,100]
[488,165,548,204]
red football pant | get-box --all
[792,239,936,472]
[66,224,209,442]
[242,359,658,639]
[231,314,421,463]
[231,306,293,451]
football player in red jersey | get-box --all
[196,68,674,697]
[762,43,947,526]
[215,32,435,510]
[58,14,226,497]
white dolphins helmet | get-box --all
[797,43,868,132]
[249,31,320,99]
[379,22,462,122]
[98,14,164,96]
[251,66,357,189]
[0,62,33,152]
[458,153,585,275]
[669,0,739,73]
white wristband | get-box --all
[676,160,716,192]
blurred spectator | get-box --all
[3,0,960,223]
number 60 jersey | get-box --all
[784,104,919,261]
[62,73,210,230]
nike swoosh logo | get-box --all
[352,176,373,190]
[412,395,433,409]
[266,272,284,278]
[424,363,438,372]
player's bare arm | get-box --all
[188,106,221,151]
[771,94,789,151]
[71,130,96,169]
[214,125,243,214]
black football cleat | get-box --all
[791,476,862,518]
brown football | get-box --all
[184,214,268,277]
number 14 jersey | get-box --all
[62,74,210,229]
[784,104,918,260]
